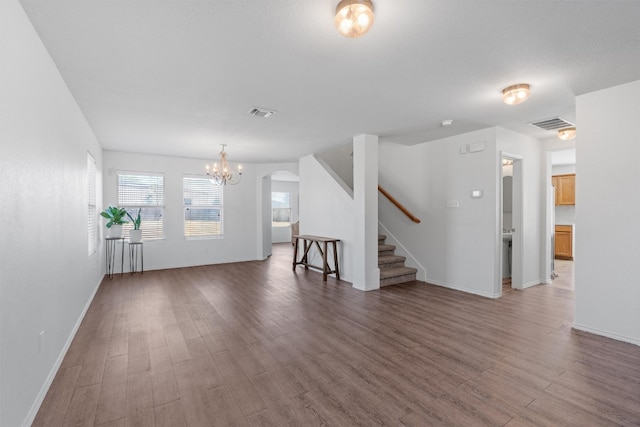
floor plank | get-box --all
[34,249,640,426]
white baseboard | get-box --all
[521,279,543,289]
[572,323,640,347]
[22,277,103,427]
[424,279,501,299]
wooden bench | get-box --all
[292,235,340,281]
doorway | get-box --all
[548,147,577,282]
[500,154,523,293]
[259,170,299,260]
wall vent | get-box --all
[528,117,574,131]
[247,107,276,118]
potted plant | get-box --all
[100,205,129,238]
[126,208,143,243]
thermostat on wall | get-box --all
[471,190,483,198]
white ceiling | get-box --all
[20,0,640,163]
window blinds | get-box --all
[183,177,223,238]
[117,172,165,240]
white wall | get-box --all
[299,155,355,283]
[552,164,576,175]
[379,127,545,297]
[379,129,500,297]
[103,151,260,270]
[271,180,299,243]
[0,1,105,425]
[316,143,353,190]
[574,80,640,345]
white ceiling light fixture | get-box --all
[502,83,531,105]
[557,127,576,140]
[335,0,375,38]
[205,144,242,186]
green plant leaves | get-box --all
[100,205,129,228]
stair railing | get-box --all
[378,185,421,224]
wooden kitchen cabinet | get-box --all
[555,225,573,260]
[552,174,575,205]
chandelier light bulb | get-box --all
[335,0,375,38]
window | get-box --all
[117,172,165,240]
[87,153,97,255]
[183,176,223,238]
[272,192,291,227]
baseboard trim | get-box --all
[572,323,640,347]
[424,279,501,299]
[521,280,542,289]
[22,277,103,427]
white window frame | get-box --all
[183,175,224,239]
[117,171,165,240]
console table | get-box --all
[105,237,124,279]
[292,234,340,281]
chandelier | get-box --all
[205,144,242,185]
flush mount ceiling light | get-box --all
[502,83,531,105]
[557,127,576,141]
[205,144,242,186]
[335,0,375,38]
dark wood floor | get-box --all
[34,244,640,426]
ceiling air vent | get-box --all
[528,117,574,131]
[247,107,276,118]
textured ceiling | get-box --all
[20,0,640,163]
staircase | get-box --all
[378,234,417,286]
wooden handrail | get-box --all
[378,185,421,223]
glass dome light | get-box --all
[335,0,375,38]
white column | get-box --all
[352,134,380,291]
